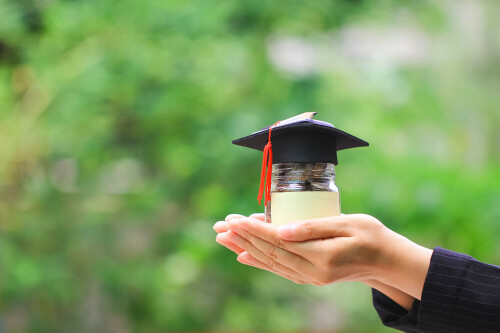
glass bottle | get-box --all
[265,163,340,225]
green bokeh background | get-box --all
[1,0,500,332]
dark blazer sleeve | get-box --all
[372,246,500,333]
[372,289,420,333]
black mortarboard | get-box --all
[232,118,368,165]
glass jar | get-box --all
[265,163,340,225]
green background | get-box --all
[1,0,500,332]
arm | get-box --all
[215,214,428,333]
[216,214,500,332]
[215,214,424,307]
[415,247,500,332]
[216,214,432,299]
[374,230,433,300]
[365,279,415,311]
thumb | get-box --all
[277,216,350,241]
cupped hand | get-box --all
[214,213,306,284]
[214,213,432,301]
[214,213,390,286]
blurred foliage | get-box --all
[1,0,500,332]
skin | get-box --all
[214,213,432,311]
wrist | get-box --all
[370,227,400,282]
[364,279,415,310]
[375,230,433,299]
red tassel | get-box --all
[257,121,280,205]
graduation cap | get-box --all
[232,113,369,205]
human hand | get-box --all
[214,213,308,284]
[215,214,387,286]
[214,213,432,299]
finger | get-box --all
[216,214,265,233]
[227,224,316,277]
[228,217,280,243]
[277,216,351,241]
[213,221,229,233]
[249,213,266,222]
[225,214,246,222]
[223,230,307,279]
[216,232,245,254]
[238,257,307,284]
[228,217,315,256]
[237,252,307,285]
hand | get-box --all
[215,215,416,310]
[215,214,386,286]
[214,213,432,301]
[214,213,308,284]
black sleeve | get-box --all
[372,289,420,333]
[372,247,500,333]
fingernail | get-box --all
[238,258,249,266]
[216,232,227,242]
[213,221,227,230]
[225,230,236,240]
[237,251,248,262]
[225,214,244,222]
[278,225,295,238]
